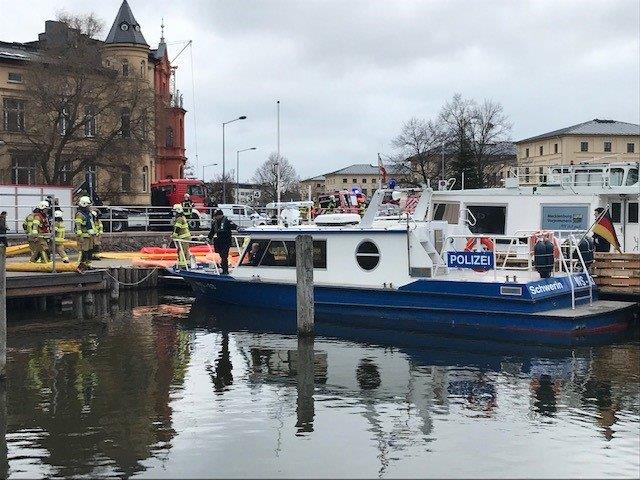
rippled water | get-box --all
[2,292,639,478]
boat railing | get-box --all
[171,237,219,273]
[439,233,595,307]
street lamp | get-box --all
[222,115,247,203]
[202,163,218,183]
[236,147,257,203]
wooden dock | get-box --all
[5,259,160,299]
[593,252,640,296]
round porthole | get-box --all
[356,240,380,271]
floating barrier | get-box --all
[5,261,80,272]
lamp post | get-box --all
[236,147,257,203]
[222,115,247,203]
[202,163,218,183]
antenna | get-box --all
[160,18,165,42]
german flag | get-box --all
[593,208,621,253]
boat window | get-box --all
[355,240,380,271]
[626,168,638,186]
[432,203,460,223]
[629,202,638,224]
[467,205,506,235]
[610,168,624,186]
[233,207,245,216]
[611,202,622,223]
[240,239,327,268]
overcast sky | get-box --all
[1,0,639,181]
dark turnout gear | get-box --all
[75,207,95,269]
[208,213,237,274]
[182,199,194,217]
[0,212,7,246]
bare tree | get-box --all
[208,171,235,205]
[391,117,446,185]
[251,152,299,203]
[21,13,154,195]
[439,93,512,188]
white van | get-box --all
[217,204,268,229]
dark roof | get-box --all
[517,119,640,144]
[326,164,385,175]
[105,0,148,46]
[301,174,326,182]
[150,40,167,60]
[0,41,41,62]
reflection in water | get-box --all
[3,297,640,478]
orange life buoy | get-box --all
[465,236,494,252]
[528,230,560,258]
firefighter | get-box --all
[30,200,51,263]
[182,193,194,218]
[53,210,70,263]
[23,207,38,261]
[91,209,104,260]
[171,204,191,268]
[327,195,337,213]
[75,196,95,271]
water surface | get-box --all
[3,293,639,478]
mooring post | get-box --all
[295,234,314,336]
[295,336,315,433]
[0,246,6,379]
[109,268,120,302]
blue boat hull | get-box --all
[177,270,637,338]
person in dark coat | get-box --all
[208,209,237,274]
[0,211,8,246]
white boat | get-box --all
[174,185,637,341]
[429,162,639,253]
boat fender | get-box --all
[533,239,554,278]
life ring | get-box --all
[528,230,560,258]
[465,236,494,252]
[464,237,495,273]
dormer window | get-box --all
[120,22,129,31]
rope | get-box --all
[98,267,161,287]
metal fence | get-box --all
[0,204,275,234]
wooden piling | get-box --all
[295,235,314,336]
[295,336,315,433]
[0,246,6,379]
[109,268,120,302]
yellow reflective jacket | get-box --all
[172,214,190,239]
[75,210,95,238]
[23,213,34,236]
[54,221,65,244]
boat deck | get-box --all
[534,300,637,318]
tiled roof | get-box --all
[517,119,640,144]
[104,0,148,46]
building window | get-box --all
[604,141,612,152]
[628,143,635,153]
[120,108,130,138]
[362,188,367,195]
[121,165,132,192]
[580,141,588,152]
[140,60,145,76]
[10,153,35,185]
[3,98,26,132]
[525,148,529,158]
[8,72,22,83]
[57,106,68,136]
[59,161,73,186]
[355,240,380,271]
[142,165,149,192]
[554,143,558,154]
[342,178,347,183]
[362,178,367,183]
[122,60,129,77]
[524,167,530,183]
[84,106,96,137]
[539,146,543,156]
[165,126,174,147]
